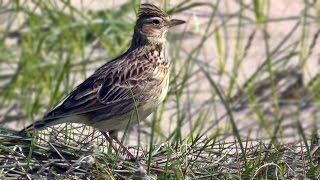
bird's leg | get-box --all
[100,131,118,153]
[109,131,136,160]
[100,131,135,160]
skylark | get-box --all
[19,3,185,159]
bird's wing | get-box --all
[42,48,157,124]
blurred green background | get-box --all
[0,0,319,179]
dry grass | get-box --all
[0,0,319,179]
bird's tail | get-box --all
[17,117,70,136]
[0,116,68,157]
[18,120,48,136]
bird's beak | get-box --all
[169,19,186,27]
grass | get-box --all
[0,0,320,179]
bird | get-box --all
[19,3,185,159]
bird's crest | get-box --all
[138,3,168,20]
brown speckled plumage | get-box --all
[20,4,185,158]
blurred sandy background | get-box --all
[1,0,319,144]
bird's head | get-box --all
[133,3,185,45]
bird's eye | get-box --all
[152,19,161,25]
